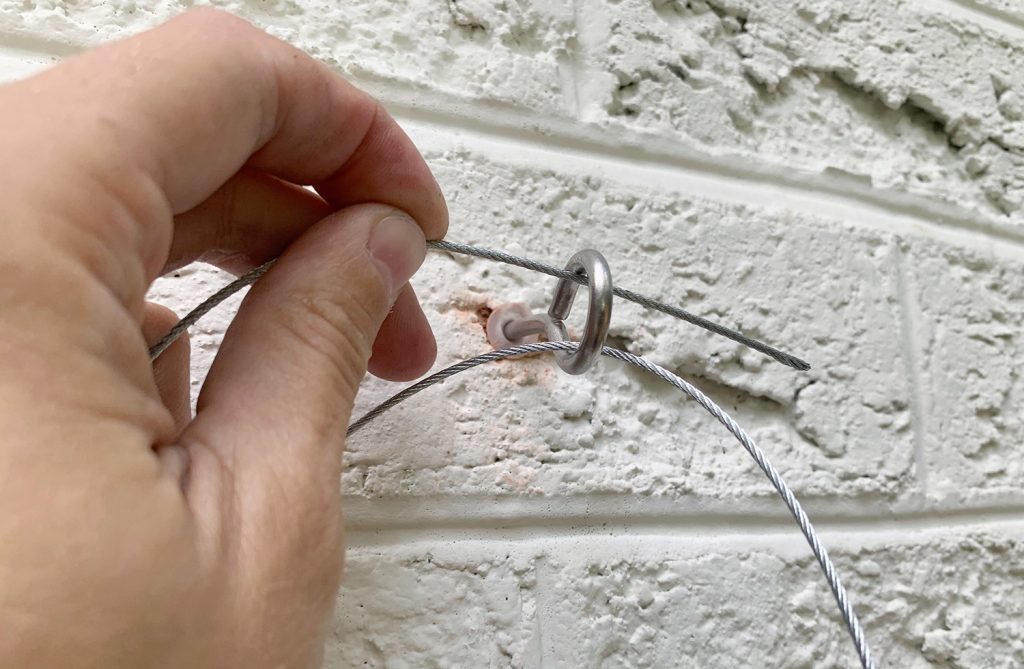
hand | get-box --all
[0,8,447,668]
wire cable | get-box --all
[348,341,874,669]
[149,260,275,360]
[150,242,810,372]
[148,241,867,664]
[429,240,810,371]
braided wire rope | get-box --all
[150,242,871,667]
[429,240,811,371]
[348,341,875,669]
[150,243,809,371]
[149,260,276,360]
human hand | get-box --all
[0,8,447,668]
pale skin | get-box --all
[0,8,448,668]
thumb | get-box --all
[178,203,425,544]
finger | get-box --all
[167,169,331,274]
[367,284,437,381]
[10,7,446,295]
[141,302,191,432]
[169,170,438,378]
[179,204,425,533]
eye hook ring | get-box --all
[487,248,613,375]
[545,249,613,374]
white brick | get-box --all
[341,148,915,503]
[329,549,541,668]
[11,1,1024,226]
[330,526,1024,668]
[904,239,1024,501]
[575,0,1024,222]
[0,0,577,115]
[544,531,1024,668]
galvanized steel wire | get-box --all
[150,243,810,371]
[347,340,874,669]
[429,240,811,371]
[151,241,872,668]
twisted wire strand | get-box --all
[149,243,810,372]
[429,240,811,371]
[151,244,869,665]
[348,341,874,669]
[148,260,276,360]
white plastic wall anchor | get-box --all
[485,250,612,375]
[485,302,544,349]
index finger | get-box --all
[12,7,447,284]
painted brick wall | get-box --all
[3,1,1023,667]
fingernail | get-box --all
[367,214,427,298]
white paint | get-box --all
[937,0,1024,32]
[3,1,1023,667]
[399,117,1024,261]
[0,45,54,81]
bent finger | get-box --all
[180,204,425,547]
[167,169,332,275]
[367,284,437,381]
[169,170,438,378]
[141,302,191,432]
[10,7,446,297]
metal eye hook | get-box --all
[547,249,613,374]
[486,249,613,375]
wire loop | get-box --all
[152,242,870,668]
[346,341,875,669]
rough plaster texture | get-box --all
[326,529,1024,669]
[3,1,1024,667]
[969,0,1024,25]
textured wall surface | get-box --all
[3,1,1024,667]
